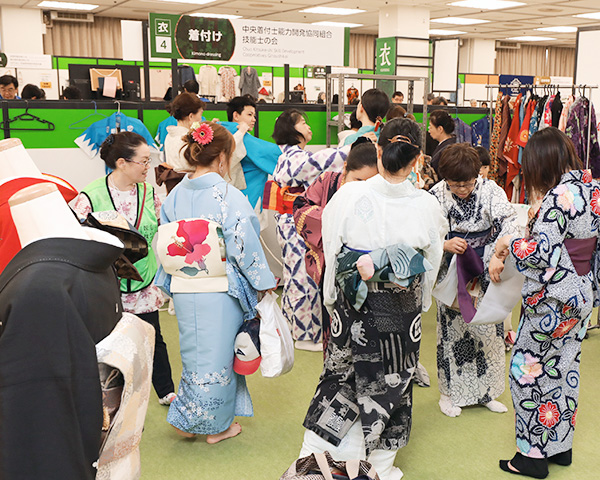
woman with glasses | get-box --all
[73,131,176,406]
[430,143,519,418]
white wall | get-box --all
[0,7,44,55]
[459,39,496,74]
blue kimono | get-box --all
[220,121,280,211]
[155,116,177,150]
[156,173,276,434]
[343,125,377,146]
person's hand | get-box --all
[444,237,468,255]
[489,253,505,283]
[356,254,375,281]
[211,117,220,123]
[361,131,378,143]
[494,235,512,260]
[237,122,250,134]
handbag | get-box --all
[257,292,294,377]
[280,452,380,480]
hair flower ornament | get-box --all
[192,123,214,146]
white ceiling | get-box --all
[7,0,600,46]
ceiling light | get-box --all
[431,17,489,25]
[37,1,98,10]
[312,21,363,28]
[449,0,525,9]
[429,29,466,35]
[300,7,365,15]
[575,12,600,20]
[158,0,216,4]
[535,26,577,33]
[189,13,242,19]
[507,36,556,41]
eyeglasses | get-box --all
[126,157,152,167]
[446,180,476,190]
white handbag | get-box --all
[257,292,294,377]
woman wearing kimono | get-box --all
[300,119,447,480]
[155,122,276,442]
[272,109,349,351]
[430,143,519,418]
[292,141,379,351]
[493,127,599,479]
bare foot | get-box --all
[172,426,195,438]
[206,422,242,444]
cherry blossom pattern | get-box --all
[513,238,537,260]
[538,401,560,428]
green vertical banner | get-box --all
[375,37,396,75]
[150,13,178,58]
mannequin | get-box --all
[0,138,79,272]
[0,182,125,479]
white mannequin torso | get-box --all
[0,138,43,187]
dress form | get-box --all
[9,183,89,247]
[0,138,43,186]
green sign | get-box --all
[150,13,236,60]
[375,37,396,75]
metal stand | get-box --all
[325,73,430,147]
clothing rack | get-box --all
[485,84,598,169]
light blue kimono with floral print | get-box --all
[155,172,276,435]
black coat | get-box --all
[431,136,457,176]
[0,238,123,480]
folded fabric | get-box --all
[336,243,432,311]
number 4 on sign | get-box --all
[156,37,172,54]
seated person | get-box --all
[0,75,19,99]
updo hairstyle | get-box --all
[182,122,235,170]
[166,92,206,121]
[377,118,422,174]
[429,109,455,134]
[99,131,147,170]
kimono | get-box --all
[471,116,490,149]
[566,97,600,178]
[0,236,123,480]
[304,175,446,454]
[453,118,472,144]
[343,125,376,146]
[431,136,457,176]
[273,145,347,342]
[508,170,600,458]
[430,177,519,408]
[155,173,275,434]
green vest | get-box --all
[82,176,158,293]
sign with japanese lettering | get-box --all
[375,37,396,75]
[149,13,345,66]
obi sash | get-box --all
[262,180,304,215]
[156,218,228,293]
[336,243,432,311]
[564,237,597,276]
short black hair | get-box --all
[62,86,82,99]
[346,142,377,171]
[475,146,490,167]
[21,84,44,100]
[183,79,199,94]
[227,96,256,121]
[272,108,305,146]
[349,110,361,130]
[392,91,404,98]
[0,75,18,89]
[360,89,390,123]
[439,144,481,182]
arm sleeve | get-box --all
[421,196,449,311]
[321,189,347,309]
[489,182,520,241]
[154,202,173,295]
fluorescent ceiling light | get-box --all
[158,0,216,4]
[574,12,600,20]
[535,26,577,33]
[312,21,363,28]
[507,36,556,41]
[429,29,466,35]
[38,1,98,10]
[431,17,489,25]
[449,0,525,9]
[300,7,365,15]
[189,13,242,19]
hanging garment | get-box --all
[346,87,359,104]
[431,178,519,408]
[558,95,575,132]
[489,91,504,182]
[528,99,541,140]
[74,112,159,159]
[0,236,123,480]
[551,92,563,128]
[273,144,348,342]
[566,97,600,177]
[471,116,490,149]
[239,67,261,99]
[496,95,512,187]
[538,95,555,131]
[453,118,472,144]
[516,99,536,162]
[155,116,177,150]
[155,173,276,435]
[503,94,523,199]
[219,66,237,101]
[198,65,218,97]
[178,65,196,85]
[220,121,281,211]
[0,176,77,273]
[508,170,600,458]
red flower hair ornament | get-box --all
[191,124,214,146]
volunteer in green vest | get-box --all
[73,131,176,406]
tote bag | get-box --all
[257,292,294,377]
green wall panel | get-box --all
[58,57,96,69]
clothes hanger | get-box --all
[68,101,107,130]
[0,101,55,131]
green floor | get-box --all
[139,305,600,479]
